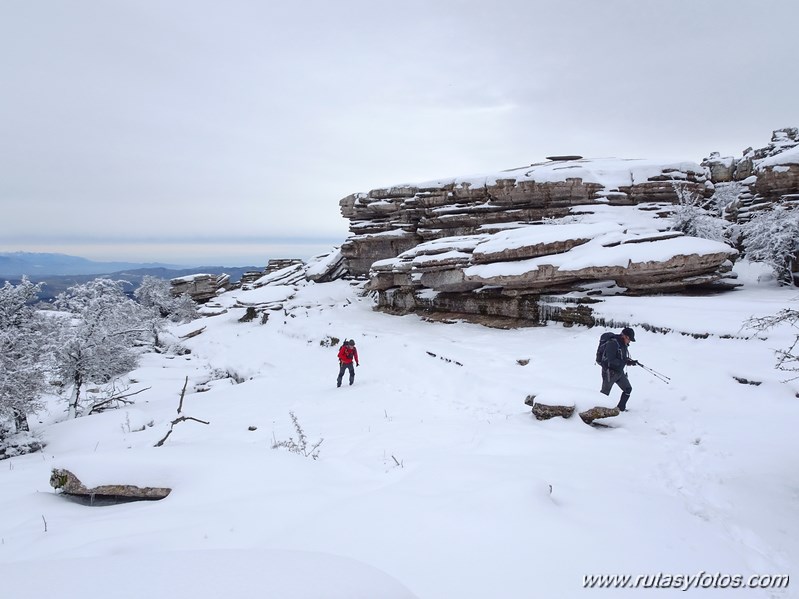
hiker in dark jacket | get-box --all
[600,327,638,411]
[336,339,360,387]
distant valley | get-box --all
[0,252,261,301]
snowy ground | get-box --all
[1,262,797,598]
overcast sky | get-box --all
[1,0,797,265]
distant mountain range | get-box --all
[0,251,189,276]
[0,252,262,301]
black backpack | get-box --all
[595,332,616,365]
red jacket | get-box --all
[338,344,359,365]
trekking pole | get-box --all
[637,363,671,383]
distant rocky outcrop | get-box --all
[170,273,230,303]
[265,259,304,273]
[244,262,306,289]
[239,259,305,287]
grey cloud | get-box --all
[1,0,797,262]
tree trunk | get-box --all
[69,371,83,419]
[13,409,29,432]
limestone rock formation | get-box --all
[703,128,799,222]
[265,259,304,273]
[239,260,306,287]
[368,206,736,322]
[50,468,171,501]
[340,158,713,278]
[335,157,741,324]
[170,273,230,303]
[305,248,348,283]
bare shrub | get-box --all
[271,411,323,460]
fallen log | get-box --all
[50,468,171,502]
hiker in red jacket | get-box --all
[336,339,360,387]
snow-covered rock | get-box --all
[336,157,741,323]
[170,273,230,303]
[705,128,799,222]
[339,157,712,277]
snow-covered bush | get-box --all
[740,205,799,286]
[272,412,323,460]
[54,278,150,417]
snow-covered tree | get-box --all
[135,276,197,321]
[0,278,49,433]
[134,276,198,347]
[710,181,745,219]
[669,182,726,242]
[54,278,149,417]
[170,293,199,322]
[134,276,175,317]
[740,205,799,286]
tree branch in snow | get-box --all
[154,377,209,447]
[88,386,152,415]
[745,307,799,379]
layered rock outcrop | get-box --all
[338,158,737,324]
[340,158,712,277]
[170,273,230,303]
[702,128,799,222]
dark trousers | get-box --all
[337,362,355,387]
[601,368,632,409]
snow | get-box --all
[217,284,296,307]
[1,549,416,599]
[390,158,707,192]
[400,234,491,256]
[756,145,799,168]
[466,235,734,278]
[169,273,215,283]
[411,250,471,267]
[2,264,799,598]
[304,247,342,278]
[471,222,619,256]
